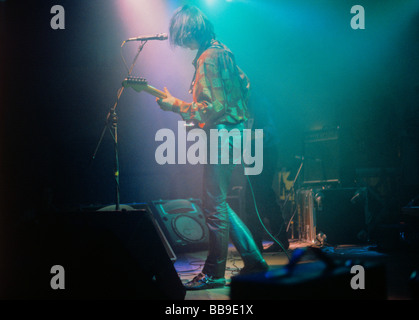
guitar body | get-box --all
[122,76,205,129]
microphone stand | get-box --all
[89,40,147,211]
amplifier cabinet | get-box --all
[314,188,367,245]
[303,128,340,185]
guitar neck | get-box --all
[142,85,167,99]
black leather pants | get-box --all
[201,123,266,278]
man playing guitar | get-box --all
[155,5,268,290]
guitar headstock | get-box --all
[122,76,148,92]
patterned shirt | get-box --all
[172,40,250,128]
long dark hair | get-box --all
[169,5,215,48]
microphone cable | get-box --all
[243,163,291,261]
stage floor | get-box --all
[173,239,419,300]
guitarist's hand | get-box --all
[156,87,179,112]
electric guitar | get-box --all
[122,76,204,129]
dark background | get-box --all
[1,0,418,235]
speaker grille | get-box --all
[151,198,209,253]
[172,215,205,242]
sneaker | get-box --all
[184,273,226,290]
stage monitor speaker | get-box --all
[96,203,176,262]
[151,199,209,253]
[4,207,186,300]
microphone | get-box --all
[125,33,168,42]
